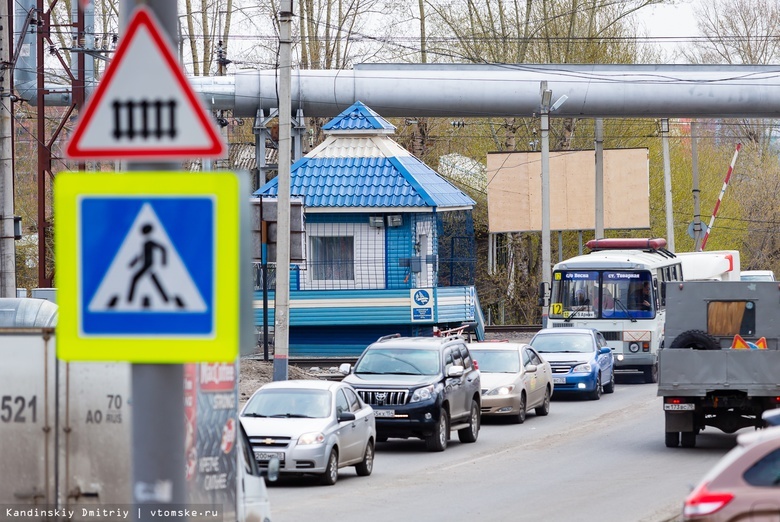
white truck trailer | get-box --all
[0,298,272,521]
[658,282,780,448]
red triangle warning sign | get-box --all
[66,7,225,160]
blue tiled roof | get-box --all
[255,156,475,209]
[255,101,474,210]
[322,101,396,132]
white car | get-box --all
[467,342,553,423]
[240,379,376,485]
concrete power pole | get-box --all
[0,0,16,297]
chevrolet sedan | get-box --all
[468,342,553,424]
[529,328,615,400]
[240,380,376,485]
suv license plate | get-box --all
[254,451,284,461]
[374,409,395,418]
[664,404,695,411]
[552,377,566,384]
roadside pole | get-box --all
[121,2,186,520]
[273,0,292,381]
[0,0,16,297]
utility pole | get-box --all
[0,0,15,297]
[273,0,292,381]
[661,119,675,252]
[594,118,604,239]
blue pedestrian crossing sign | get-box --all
[55,172,241,363]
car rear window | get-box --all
[468,350,520,373]
[742,448,780,487]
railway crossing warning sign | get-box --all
[54,171,241,363]
[65,6,225,160]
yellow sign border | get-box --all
[55,172,239,363]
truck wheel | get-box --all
[670,330,720,350]
[425,410,448,452]
[643,364,658,384]
[665,432,680,448]
[457,400,480,443]
[681,431,697,448]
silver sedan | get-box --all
[468,342,553,424]
[240,379,376,485]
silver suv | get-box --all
[340,334,481,452]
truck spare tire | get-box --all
[670,330,720,350]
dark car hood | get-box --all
[343,373,438,388]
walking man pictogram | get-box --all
[127,223,169,307]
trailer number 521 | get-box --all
[0,395,38,423]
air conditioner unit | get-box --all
[386,214,403,227]
[369,215,385,228]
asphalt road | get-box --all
[266,372,745,522]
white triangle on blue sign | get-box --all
[88,203,207,313]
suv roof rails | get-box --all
[376,333,402,342]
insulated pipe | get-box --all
[17,63,780,119]
[190,64,780,118]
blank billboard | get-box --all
[486,149,649,233]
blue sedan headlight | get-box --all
[572,362,592,373]
[410,384,435,403]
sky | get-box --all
[640,0,700,60]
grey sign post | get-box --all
[119,2,185,521]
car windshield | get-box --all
[242,389,331,418]
[531,334,594,353]
[468,350,520,373]
[354,348,440,375]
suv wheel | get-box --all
[425,409,449,452]
[458,399,480,443]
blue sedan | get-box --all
[529,328,615,400]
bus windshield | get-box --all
[550,270,655,320]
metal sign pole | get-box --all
[121,2,186,521]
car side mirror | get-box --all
[525,364,537,373]
[599,347,611,355]
[338,363,351,375]
[447,365,464,377]
[337,411,356,422]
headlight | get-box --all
[486,385,515,396]
[410,384,435,403]
[297,432,325,445]
[572,363,592,373]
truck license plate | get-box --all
[254,451,284,461]
[664,403,695,411]
[374,409,395,418]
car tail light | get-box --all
[772,397,780,404]
[473,360,479,370]
[683,482,734,518]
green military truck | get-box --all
[658,281,780,448]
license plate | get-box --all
[664,403,695,411]
[254,451,284,461]
[552,377,566,384]
[374,409,395,418]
